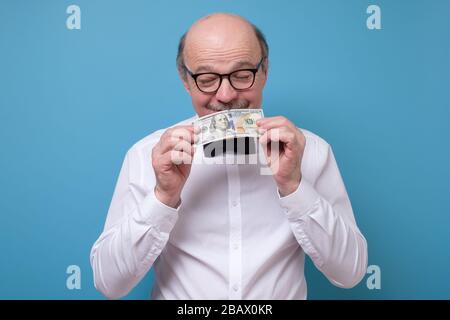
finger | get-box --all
[257,116,296,131]
[163,125,196,142]
[257,118,295,131]
[156,148,194,167]
[159,130,197,153]
[259,131,284,166]
[260,127,298,150]
[257,116,281,126]
[159,137,195,155]
[172,139,195,154]
[168,149,193,165]
[259,131,271,158]
[192,123,201,134]
[173,124,195,133]
[259,130,269,147]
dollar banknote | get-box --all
[194,108,264,146]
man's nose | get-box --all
[215,78,238,104]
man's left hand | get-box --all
[257,116,306,197]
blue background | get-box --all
[1,0,449,299]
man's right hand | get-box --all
[151,125,198,208]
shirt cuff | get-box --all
[278,178,321,220]
[135,188,180,233]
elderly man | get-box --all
[90,13,368,300]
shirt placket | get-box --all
[226,163,242,299]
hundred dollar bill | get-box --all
[194,108,264,146]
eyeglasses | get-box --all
[184,57,266,94]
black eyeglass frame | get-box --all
[184,56,266,93]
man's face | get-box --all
[180,14,268,118]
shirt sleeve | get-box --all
[90,147,179,299]
[278,140,368,288]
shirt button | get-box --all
[232,200,238,207]
[233,243,239,250]
[233,284,239,291]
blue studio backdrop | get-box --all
[0,0,449,299]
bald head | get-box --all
[177,13,268,77]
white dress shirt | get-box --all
[90,115,368,300]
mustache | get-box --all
[206,100,250,112]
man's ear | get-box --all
[260,58,269,87]
[179,71,192,95]
[263,58,269,78]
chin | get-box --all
[196,108,215,117]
